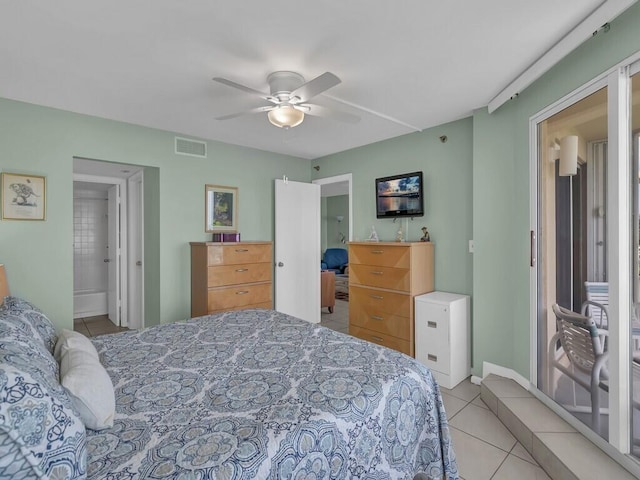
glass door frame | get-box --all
[529,56,640,463]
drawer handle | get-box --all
[235,268,248,272]
[369,294,384,300]
[371,250,384,254]
[371,271,384,275]
[427,354,438,362]
[427,321,437,328]
[235,248,249,252]
[371,315,384,321]
[236,290,249,295]
[371,335,384,343]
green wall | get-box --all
[472,2,640,378]
[325,195,349,250]
[312,117,474,298]
[0,98,309,331]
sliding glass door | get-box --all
[533,59,640,460]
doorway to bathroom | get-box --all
[73,158,144,330]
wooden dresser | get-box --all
[349,241,434,357]
[190,242,273,316]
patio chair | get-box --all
[581,281,640,350]
[581,281,609,329]
[549,304,609,433]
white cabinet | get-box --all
[415,291,470,389]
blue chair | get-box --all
[321,248,348,274]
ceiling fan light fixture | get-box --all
[268,105,304,128]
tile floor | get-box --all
[321,300,549,479]
[73,314,129,337]
[442,379,550,479]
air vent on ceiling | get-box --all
[175,137,207,158]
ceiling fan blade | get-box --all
[216,105,274,121]
[290,72,341,103]
[300,104,360,124]
[213,77,273,102]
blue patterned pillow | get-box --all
[1,296,57,352]
[0,360,87,479]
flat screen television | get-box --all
[375,171,424,218]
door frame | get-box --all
[312,173,353,242]
[73,173,128,327]
[127,171,144,329]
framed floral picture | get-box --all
[205,184,238,232]
[1,172,46,221]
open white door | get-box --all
[107,184,121,326]
[275,179,321,323]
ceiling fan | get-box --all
[213,71,360,129]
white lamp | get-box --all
[559,135,578,176]
[268,105,304,129]
[336,215,344,223]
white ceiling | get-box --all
[0,1,629,160]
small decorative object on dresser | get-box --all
[368,225,379,242]
[190,241,273,316]
[348,241,434,357]
[420,226,430,242]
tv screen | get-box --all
[375,171,424,218]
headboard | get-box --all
[0,264,9,302]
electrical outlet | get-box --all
[469,240,475,253]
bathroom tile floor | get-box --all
[74,314,129,337]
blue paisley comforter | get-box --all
[86,309,458,479]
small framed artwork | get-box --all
[205,184,238,232]
[1,172,46,221]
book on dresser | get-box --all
[348,241,434,357]
[190,241,273,316]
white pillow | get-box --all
[54,328,99,362]
[60,348,115,430]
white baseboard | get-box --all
[481,361,531,390]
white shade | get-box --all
[267,106,304,128]
[559,135,578,176]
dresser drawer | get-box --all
[350,244,410,268]
[349,326,411,356]
[208,301,272,315]
[350,301,410,340]
[207,283,272,311]
[207,243,271,266]
[350,285,411,316]
[207,263,272,287]
[350,264,410,292]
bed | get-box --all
[0,297,459,479]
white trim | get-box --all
[312,173,353,242]
[606,66,632,453]
[73,173,128,328]
[489,0,638,113]
[481,361,531,390]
